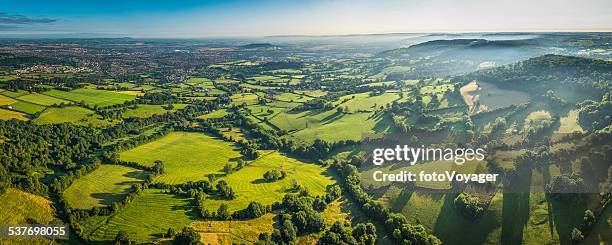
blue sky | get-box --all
[1,0,611,37]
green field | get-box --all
[8,101,46,114]
[122,104,188,118]
[0,188,55,225]
[81,188,197,243]
[198,109,230,119]
[230,93,259,106]
[333,92,400,112]
[199,151,336,213]
[1,89,29,98]
[0,94,17,105]
[34,106,119,127]
[16,92,71,106]
[270,108,393,143]
[43,88,137,107]
[63,164,148,209]
[0,108,29,120]
[190,213,275,244]
[120,132,242,184]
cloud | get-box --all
[0,13,56,24]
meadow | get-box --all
[8,101,46,114]
[189,213,275,244]
[198,109,230,119]
[0,188,55,225]
[16,92,71,106]
[63,164,148,209]
[80,189,197,242]
[34,106,119,127]
[121,104,188,118]
[119,132,243,184]
[198,151,336,213]
[332,92,400,112]
[43,88,137,107]
[0,108,29,120]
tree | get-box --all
[584,209,596,228]
[353,223,377,245]
[272,220,297,243]
[114,231,133,245]
[263,169,283,182]
[223,163,233,174]
[165,227,177,238]
[453,192,484,219]
[217,203,231,220]
[174,227,201,245]
[570,227,584,242]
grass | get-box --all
[8,101,46,114]
[555,109,583,134]
[199,151,336,213]
[16,92,71,106]
[0,188,55,224]
[371,66,413,80]
[230,93,259,106]
[1,89,29,98]
[0,94,17,105]
[271,109,393,143]
[43,88,136,107]
[0,108,29,120]
[121,104,188,118]
[63,164,148,209]
[189,213,275,244]
[81,189,197,243]
[198,109,230,119]
[274,92,312,103]
[34,106,119,127]
[119,132,242,184]
[333,92,400,112]
[462,81,530,113]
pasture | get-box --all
[8,101,46,114]
[34,106,118,127]
[190,213,275,244]
[198,109,231,119]
[63,164,148,209]
[121,104,188,118]
[81,189,197,243]
[119,132,242,184]
[0,108,29,120]
[16,92,71,106]
[43,88,136,107]
[333,92,400,112]
[0,188,55,225]
[270,109,393,143]
[198,151,336,213]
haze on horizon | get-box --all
[1,0,611,38]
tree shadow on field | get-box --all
[250,178,268,184]
[390,188,414,213]
[372,113,392,133]
[500,165,532,245]
[91,192,126,206]
[122,170,146,180]
[433,193,499,245]
[321,111,344,125]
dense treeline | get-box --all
[453,54,612,94]
[330,160,440,244]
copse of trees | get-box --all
[173,227,201,245]
[263,169,286,182]
[215,180,235,200]
[453,192,484,219]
